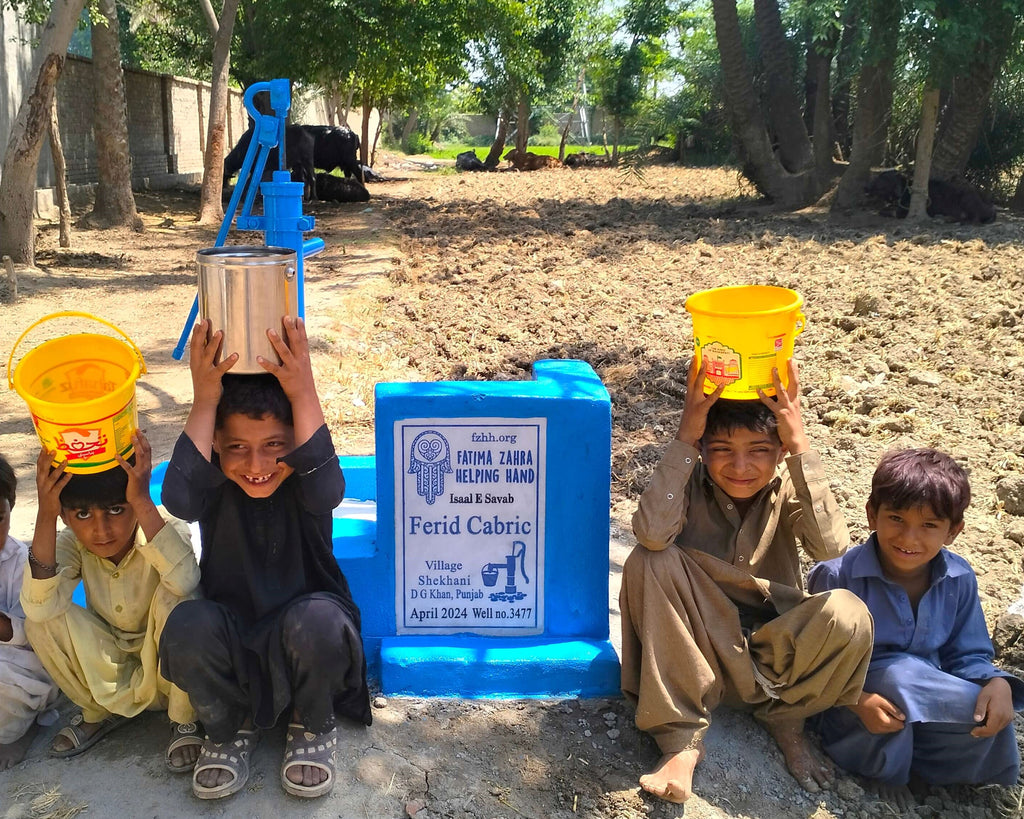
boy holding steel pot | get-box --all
[159,316,370,801]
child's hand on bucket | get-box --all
[116,430,153,512]
[35,448,70,521]
[676,358,726,446]
[259,316,316,404]
[189,319,237,407]
[756,360,809,456]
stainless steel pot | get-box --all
[196,245,298,373]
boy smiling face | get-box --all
[213,413,296,498]
[700,426,785,502]
[867,501,963,583]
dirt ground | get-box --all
[3,158,1024,818]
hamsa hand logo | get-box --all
[408,430,453,505]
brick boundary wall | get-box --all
[54,55,248,190]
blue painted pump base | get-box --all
[139,359,622,699]
[381,637,620,698]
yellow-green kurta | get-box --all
[21,514,199,724]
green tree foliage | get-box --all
[471,0,596,153]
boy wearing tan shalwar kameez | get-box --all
[620,360,873,804]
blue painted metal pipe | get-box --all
[173,78,323,359]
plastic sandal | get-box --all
[192,728,259,800]
[49,713,128,759]
[165,720,204,773]
[280,723,337,798]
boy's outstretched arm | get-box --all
[184,319,237,461]
[259,316,325,447]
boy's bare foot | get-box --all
[638,743,705,803]
[875,782,916,812]
[0,722,38,770]
[764,719,834,793]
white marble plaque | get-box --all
[394,418,546,635]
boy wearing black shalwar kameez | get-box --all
[160,316,370,801]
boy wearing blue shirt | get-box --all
[809,448,1024,804]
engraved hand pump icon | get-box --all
[481,541,529,603]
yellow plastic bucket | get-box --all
[685,285,806,398]
[7,312,147,474]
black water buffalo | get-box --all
[864,171,996,224]
[223,124,316,199]
[927,178,996,224]
[315,172,370,203]
[455,150,488,172]
[865,170,910,217]
[300,125,363,183]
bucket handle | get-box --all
[7,311,148,390]
[794,311,807,336]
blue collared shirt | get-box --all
[808,534,1024,704]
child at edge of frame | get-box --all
[0,453,59,770]
[20,432,202,771]
[158,315,371,802]
[619,356,874,804]
[808,447,1024,811]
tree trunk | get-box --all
[559,68,586,161]
[89,0,141,230]
[753,0,812,173]
[324,87,340,126]
[360,90,372,166]
[612,117,621,162]
[198,0,241,226]
[558,110,574,161]
[48,94,71,248]
[485,108,510,167]
[1010,173,1024,212]
[400,109,419,148]
[931,47,1007,180]
[371,111,384,166]
[907,85,941,221]
[710,0,822,206]
[831,12,858,158]
[516,98,529,153]
[810,38,836,180]
[832,0,898,210]
[0,0,87,265]
[343,87,355,122]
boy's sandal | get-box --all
[165,721,204,773]
[192,728,259,800]
[280,723,338,798]
[49,713,128,759]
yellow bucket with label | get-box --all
[685,285,805,398]
[7,312,146,474]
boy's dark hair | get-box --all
[701,398,780,444]
[59,459,133,510]
[868,448,971,525]
[0,454,15,509]
[216,374,293,429]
